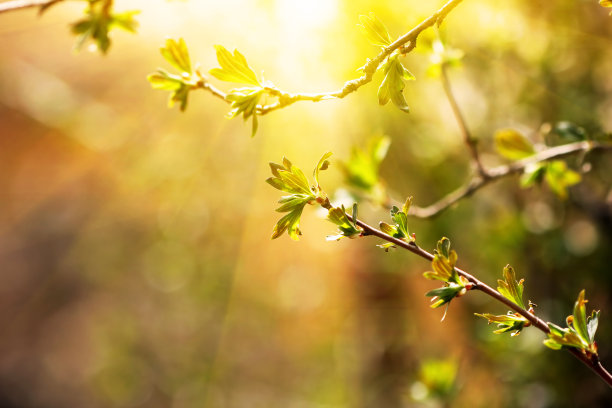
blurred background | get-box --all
[0,0,611,407]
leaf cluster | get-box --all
[358,13,415,112]
[494,128,581,199]
[148,39,195,111]
[266,154,331,240]
[377,197,414,251]
[544,290,600,356]
[71,0,139,54]
[476,265,531,336]
[326,204,362,241]
[423,238,471,313]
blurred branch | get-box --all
[410,141,612,218]
[440,62,487,177]
[0,0,64,13]
[195,0,465,115]
[341,213,612,388]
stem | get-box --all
[410,141,612,218]
[440,63,487,177]
[195,0,466,114]
[0,0,64,13]
[345,214,612,387]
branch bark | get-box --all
[410,141,612,218]
[0,0,63,14]
[344,213,612,388]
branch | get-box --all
[195,0,465,115]
[410,141,612,218]
[0,0,64,13]
[345,213,612,388]
[440,62,487,177]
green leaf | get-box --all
[314,152,333,191]
[209,45,261,86]
[475,312,529,336]
[497,265,526,309]
[551,121,587,143]
[147,70,191,111]
[587,310,600,343]
[326,205,362,240]
[378,54,414,113]
[494,129,535,160]
[341,135,390,192]
[266,158,313,195]
[427,39,464,78]
[160,38,192,74]
[426,283,466,309]
[423,238,460,283]
[544,160,581,200]
[358,13,392,47]
[225,87,264,137]
[520,162,546,188]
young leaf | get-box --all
[209,45,261,86]
[358,13,392,47]
[497,265,526,309]
[378,55,414,113]
[520,162,546,188]
[147,69,191,111]
[494,129,535,160]
[326,205,362,241]
[225,87,264,137]
[341,135,390,194]
[314,152,333,191]
[160,38,192,74]
[427,39,464,78]
[544,160,581,200]
[475,312,529,336]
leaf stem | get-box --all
[345,213,612,387]
[410,141,612,218]
[0,0,64,13]
[440,62,487,177]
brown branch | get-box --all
[195,0,465,114]
[440,62,487,177]
[344,214,612,388]
[0,0,64,13]
[410,141,612,218]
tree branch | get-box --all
[345,213,612,388]
[0,0,64,14]
[440,62,487,177]
[410,141,612,218]
[194,0,465,115]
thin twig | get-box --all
[195,0,465,114]
[440,62,487,177]
[344,214,612,387]
[0,0,63,13]
[410,141,612,218]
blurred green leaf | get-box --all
[497,265,526,309]
[160,38,192,74]
[520,162,547,188]
[147,69,191,111]
[378,54,414,113]
[209,45,261,86]
[427,39,464,78]
[71,0,139,54]
[340,135,390,204]
[551,121,587,143]
[494,129,535,160]
[544,160,581,200]
[418,359,458,401]
[358,13,392,47]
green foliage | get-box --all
[147,38,195,111]
[71,0,139,54]
[423,238,471,313]
[340,135,390,204]
[378,54,414,113]
[544,290,600,355]
[358,13,392,47]
[326,204,362,241]
[476,266,531,336]
[266,154,331,240]
[494,129,535,160]
[426,38,464,78]
[377,197,414,250]
[415,359,458,402]
[209,45,264,136]
[497,265,526,309]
